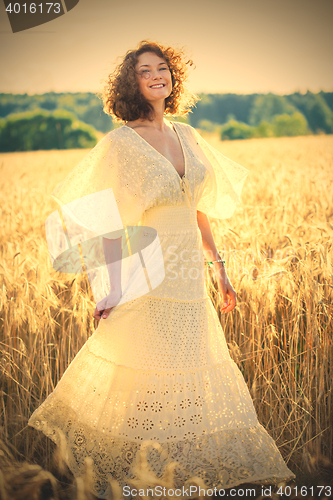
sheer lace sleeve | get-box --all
[50,129,146,240]
[187,125,249,220]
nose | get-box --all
[151,70,162,79]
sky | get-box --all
[0,0,332,96]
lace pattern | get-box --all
[30,397,295,499]
[29,343,295,497]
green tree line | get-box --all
[192,91,333,140]
[0,90,332,150]
[0,109,97,152]
[0,92,113,133]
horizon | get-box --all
[1,89,332,98]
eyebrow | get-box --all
[138,62,168,68]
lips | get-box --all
[150,84,165,88]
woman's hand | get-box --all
[93,290,122,320]
[214,264,237,314]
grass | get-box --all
[0,132,332,499]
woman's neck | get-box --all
[142,100,167,131]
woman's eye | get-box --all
[160,67,168,71]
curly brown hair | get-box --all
[101,40,199,123]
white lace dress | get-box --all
[28,122,295,498]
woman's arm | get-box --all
[93,236,122,320]
[197,210,221,262]
[103,235,122,292]
[197,210,236,314]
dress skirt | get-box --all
[29,203,295,498]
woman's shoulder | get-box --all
[172,121,192,131]
[172,121,200,143]
[173,121,197,135]
[104,125,130,140]
[93,125,134,150]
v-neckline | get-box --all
[124,121,187,181]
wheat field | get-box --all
[0,133,332,499]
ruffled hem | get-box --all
[29,400,295,499]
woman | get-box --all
[29,40,295,498]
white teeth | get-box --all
[150,84,164,88]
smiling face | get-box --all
[135,52,172,105]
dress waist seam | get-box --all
[85,343,234,374]
[121,295,211,304]
[150,229,200,235]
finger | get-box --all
[220,293,228,309]
[229,293,237,308]
[221,295,237,314]
[221,302,236,313]
[93,307,102,319]
[101,307,113,319]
